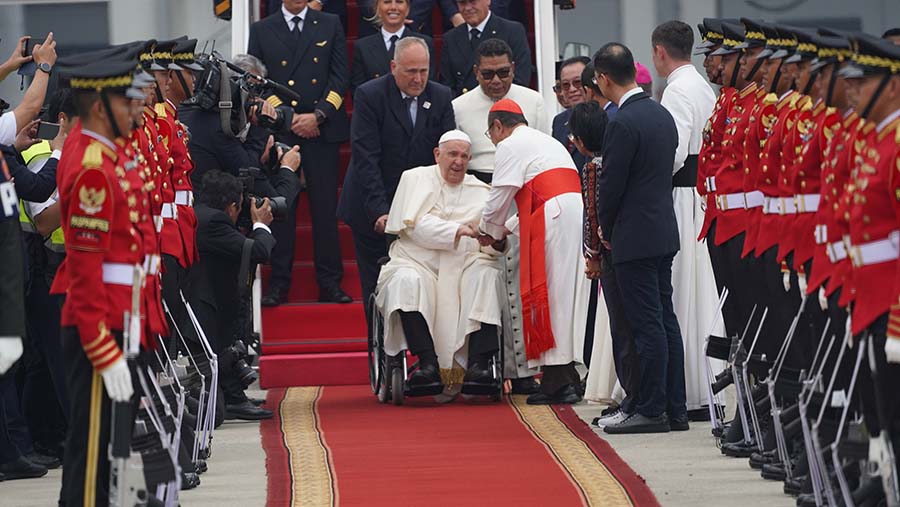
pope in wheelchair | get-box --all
[374,130,506,401]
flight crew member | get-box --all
[249,0,353,306]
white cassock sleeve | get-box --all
[661,86,692,175]
[480,139,525,239]
[407,213,460,251]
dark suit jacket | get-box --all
[336,75,455,230]
[439,13,532,96]
[2,144,56,203]
[350,28,435,91]
[248,9,350,144]
[598,91,680,264]
[551,109,588,172]
[189,204,276,350]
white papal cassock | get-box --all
[661,63,725,411]
[480,126,595,369]
[376,165,504,383]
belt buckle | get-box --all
[849,246,861,268]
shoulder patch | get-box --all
[154,102,167,118]
[82,141,104,169]
[67,167,114,252]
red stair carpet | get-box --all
[259,0,537,388]
[260,386,660,506]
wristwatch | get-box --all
[37,62,52,74]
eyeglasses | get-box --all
[560,79,582,90]
[484,126,492,139]
[479,67,512,81]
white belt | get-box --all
[815,224,828,245]
[174,190,193,207]
[143,254,161,276]
[849,230,900,268]
[795,194,820,213]
[102,263,138,286]
[744,190,764,209]
[153,215,163,233]
[161,202,178,219]
[763,197,781,214]
[827,240,847,263]
[705,176,717,193]
[781,197,797,214]
[716,192,745,211]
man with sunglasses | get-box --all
[551,56,591,172]
[451,38,547,394]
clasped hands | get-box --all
[456,222,506,249]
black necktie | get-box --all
[389,35,399,57]
[404,96,416,127]
[292,16,302,39]
[470,28,481,48]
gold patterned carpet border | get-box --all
[279,387,337,507]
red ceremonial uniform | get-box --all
[784,100,835,269]
[155,100,197,268]
[831,117,869,306]
[713,83,759,246]
[50,125,149,371]
[753,90,801,258]
[740,87,771,258]
[847,115,900,335]
[806,110,856,294]
[698,86,737,241]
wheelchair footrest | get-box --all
[461,381,500,396]
[405,383,444,397]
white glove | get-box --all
[0,337,23,375]
[886,337,900,364]
[783,271,791,292]
[100,357,134,402]
[798,271,808,295]
[818,287,828,312]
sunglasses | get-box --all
[559,79,582,90]
[479,67,512,81]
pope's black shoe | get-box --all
[509,377,540,395]
[261,287,288,307]
[319,287,352,304]
[224,400,274,421]
[408,363,442,388]
[462,365,493,386]
[603,413,670,434]
[0,457,48,481]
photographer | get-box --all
[189,171,287,421]
[0,33,58,145]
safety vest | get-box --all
[19,140,65,252]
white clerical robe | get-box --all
[480,126,600,369]
[452,84,549,173]
[661,63,725,410]
[376,165,503,383]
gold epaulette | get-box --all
[878,117,900,142]
[82,141,105,169]
[154,102,167,118]
[764,92,778,106]
[325,91,343,109]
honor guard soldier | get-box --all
[804,33,855,323]
[840,35,900,505]
[248,0,353,306]
[50,52,153,506]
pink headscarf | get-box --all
[634,62,652,84]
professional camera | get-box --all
[236,167,288,221]
[186,51,299,137]
[226,340,258,389]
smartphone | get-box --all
[22,37,37,58]
[36,121,59,140]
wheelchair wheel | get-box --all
[391,368,405,406]
[368,294,384,397]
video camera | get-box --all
[185,51,299,137]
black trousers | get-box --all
[857,316,900,436]
[599,266,640,413]
[351,224,389,327]
[614,253,687,419]
[270,140,343,293]
[582,279,598,369]
[59,327,137,507]
[0,370,31,464]
[161,254,196,346]
[398,311,498,366]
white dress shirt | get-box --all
[451,83,548,173]
[617,86,643,107]
[381,26,406,51]
[0,111,16,146]
[467,11,491,39]
[660,63,716,174]
[282,4,309,32]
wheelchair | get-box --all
[367,292,505,406]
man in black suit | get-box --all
[337,36,455,321]
[440,0,531,96]
[551,56,590,172]
[249,0,352,305]
[190,170,297,420]
[593,43,686,435]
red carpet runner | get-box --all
[261,386,659,506]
